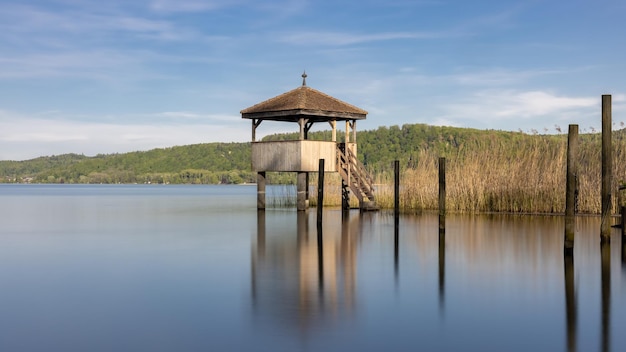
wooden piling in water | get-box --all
[393,160,400,221]
[394,160,399,279]
[257,172,266,210]
[297,171,308,211]
[317,159,325,229]
[564,124,578,255]
[601,95,612,242]
[439,157,446,236]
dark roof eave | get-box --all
[241,109,366,121]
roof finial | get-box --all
[301,70,307,86]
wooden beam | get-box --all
[299,118,305,140]
[252,119,262,142]
[304,120,314,140]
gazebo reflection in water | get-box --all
[251,211,361,332]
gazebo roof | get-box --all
[241,75,367,122]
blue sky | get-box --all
[1,0,625,160]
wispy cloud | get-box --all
[149,0,240,13]
[0,4,192,43]
[277,30,453,46]
[0,111,248,160]
[441,90,598,129]
[0,50,143,79]
[451,68,570,86]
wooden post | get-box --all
[438,158,446,309]
[565,124,578,255]
[601,94,612,242]
[317,159,325,229]
[330,121,337,142]
[345,121,350,143]
[439,157,446,236]
[394,160,400,280]
[394,160,400,218]
[297,171,307,211]
[257,172,266,210]
[305,173,310,207]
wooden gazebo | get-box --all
[241,73,378,211]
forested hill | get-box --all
[0,143,251,184]
[0,123,601,184]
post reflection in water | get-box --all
[564,252,577,352]
[250,212,624,350]
[251,210,359,332]
[439,230,445,314]
[394,212,399,283]
[600,241,611,352]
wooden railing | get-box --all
[336,144,377,209]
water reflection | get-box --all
[439,231,445,314]
[251,210,359,332]
[250,211,625,350]
[601,241,611,352]
[564,253,577,352]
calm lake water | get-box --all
[1,184,625,352]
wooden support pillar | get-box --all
[252,119,256,142]
[352,120,357,145]
[564,124,578,255]
[330,121,337,142]
[345,121,350,143]
[342,179,350,214]
[297,171,308,211]
[257,172,266,210]
[304,120,313,140]
[252,119,262,142]
[601,94,612,242]
[299,118,305,140]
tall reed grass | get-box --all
[308,132,626,214]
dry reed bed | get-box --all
[309,133,626,214]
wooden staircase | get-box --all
[337,144,379,211]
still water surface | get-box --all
[1,184,625,351]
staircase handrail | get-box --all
[345,147,375,192]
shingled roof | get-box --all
[241,81,367,122]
